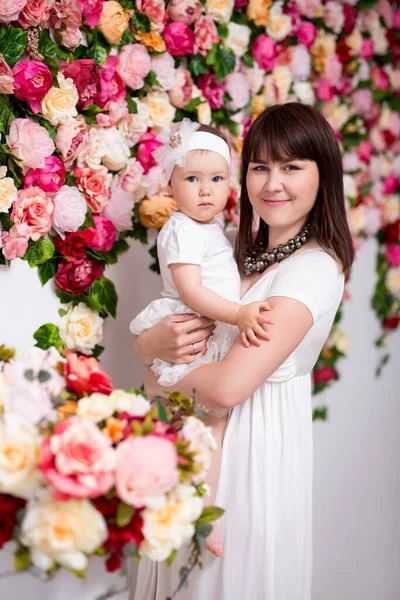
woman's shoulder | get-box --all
[281,245,342,277]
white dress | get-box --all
[130,211,241,386]
[132,248,344,600]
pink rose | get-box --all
[12,60,53,114]
[194,15,219,57]
[136,132,162,174]
[383,174,398,195]
[386,244,400,267]
[224,72,250,111]
[352,89,373,116]
[51,0,83,50]
[6,119,54,171]
[18,0,55,28]
[54,116,88,169]
[167,0,201,25]
[96,98,129,128]
[358,140,373,163]
[102,180,135,231]
[117,158,145,200]
[117,44,151,91]
[297,21,317,48]
[169,68,193,108]
[252,34,277,71]
[40,417,115,500]
[324,54,342,87]
[86,216,116,252]
[24,156,66,194]
[378,0,393,28]
[97,55,125,109]
[360,39,374,60]
[316,80,334,101]
[60,59,101,109]
[313,365,337,385]
[74,167,112,213]
[0,0,27,23]
[11,187,54,241]
[0,57,14,94]
[115,435,179,508]
[136,0,166,24]
[163,22,195,57]
[80,0,104,25]
[371,65,389,91]
[0,224,30,260]
[197,73,224,110]
[52,185,87,235]
[150,53,176,92]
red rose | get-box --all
[343,4,357,35]
[336,39,352,63]
[65,351,113,395]
[55,257,103,294]
[54,230,94,259]
[0,494,26,549]
[383,317,400,330]
[60,59,101,109]
[106,554,122,572]
[313,365,337,385]
[383,220,400,244]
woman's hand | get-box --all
[133,314,216,366]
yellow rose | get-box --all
[135,31,166,53]
[139,195,178,228]
[0,172,17,213]
[41,73,78,126]
[246,0,271,26]
[96,0,130,45]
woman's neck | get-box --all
[267,222,307,251]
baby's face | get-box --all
[169,150,230,224]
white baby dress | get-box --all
[130,211,241,386]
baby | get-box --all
[130,119,272,556]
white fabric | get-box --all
[129,211,241,386]
[131,248,344,600]
[187,131,231,170]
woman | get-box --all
[131,103,354,600]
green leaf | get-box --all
[23,237,55,268]
[0,211,13,231]
[145,70,162,88]
[85,31,110,66]
[14,545,31,572]
[38,29,70,63]
[242,53,254,68]
[7,156,22,188]
[58,308,68,317]
[217,24,229,39]
[92,344,104,358]
[167,549,177,567]
[37,118,57,140]
[73,45,88,60]
[56,289,77,304]
[119,28,134,45]
[65,172,78,186]
[131,10,151,33]
[231,10,248,25]
[116,502,135,527]
[312,406,328,421]
[185,97,202,112]
[0,95,12,135]
[156,397,169,423]
[188,54,209,78]
[24,369,34,382]
[91,276,118,318]
[208,46,236,82]
[1,26,28,68]
[33,323,63,351]
[38,370,51,383]
[196,506,224,525]
[126,94,138,114]
[196,523,212,538]
[38,259,59,286]
[81,208,96,230]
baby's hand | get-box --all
[235,301,274,348]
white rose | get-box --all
[77,393,116,422]
[272,66,292,104]
[342,152,359,173]
[343,174,357,200]
[205,0,234,24]
[77,127,109,171]
[371,24,389,55]
[118,100,150,146]
[52,186,87,237]
[59,302,103,355]
[100,127,130,171]
[293,81,315,105]
[321,99,350,131]
[224,22,251,57]
[348,205,365,235]
[0,415,42,499]
[20,493,108,571]
[382,195,399,224]
[180,416,217,483]
[140,485,203,561]
[111,389,151,416]
[266,1,292,41]
[41,73,79,126]
[346,28,363,55]
[327,328,349,354]
[143,91,176,132]
[323,1,344,34]
[242,65,264,95]
[197,99,212,125]
[386,268,400,298]
[0,173,17,213]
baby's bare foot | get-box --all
[205,522,223,557]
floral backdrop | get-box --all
[0,0,399,420]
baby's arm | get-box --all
[170,264,273,345]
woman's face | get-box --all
[246,157,320,232]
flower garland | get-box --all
[0,0,399,422]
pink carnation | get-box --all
[40,417,116,500]
[136,132,162,174]
[252,34,277,71]
[115,435,179,508]
[80,0,104,26]
[117,44,151,91]
[197,73,224,110]
[163,22,195,57]
[297,21,317,48]
[86,216,116,252]
[6,119,54,171]
[194,15,219,57]
[18,0,55,28]
[386,244,400,267]
[54,116,88,169]
[0,223,30,260]
[24,156,66,194]
[11,186,54,242]
[324,54,343,87]
[96,98,128,128]
[50,0,82,50]
[0,0,27,23]
[167,0,202,25]
[224,72,250,111]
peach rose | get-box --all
[169,68,193,108]
[54,116,87,169]
[6,118,54,171]
[11,186,54,241]
[246,0,271,26]
[96,0,130,44]
[194,15,219,56]
[139,195,177,228]
[135,31,166,53]
[74,166,112,213]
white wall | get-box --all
[0,237,399,599]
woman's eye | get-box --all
[284,165,300,171]
[252,165,268,171]
[187,176,197,182]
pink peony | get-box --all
[55,257,103,294]
[197,73,224,110]
[335,76,353,97]
[97,55,125,109]
[12,60,53,114]
[0,0,27,23]
[74,166,112,213]
[358,140,373,163]
[169,68,193,108]
[0,57,14,94]
[11,187,54,241]
[52,185,87,236]
[102,180,135,231]
[352,89,373,116]
[316,80,334,101]
[18,0,55,28]
[96,98,129,128]
[235,0,247,6]
[0,224,30,260]
[360,39,374,60]
[115,435,179,508]
[6,119,54,171]
[297,21,317,48]
[24,156,66,194]
[150,53,176,92]
[252,34,277,71]
[40,417,115,500]
[194,15,219,57]
[386,244,400,267]
[136,132,162,174]
[51,0,83,50]
[163,22,195,57]
[60,59,101,109]
[383,174,398,195]
[54,116,88,169]
[167,0,202,25]
[80,0,104,25]
[86,216,116,252]
[117,44,151,91]
[224,72,250,111]
[136,0,166,24]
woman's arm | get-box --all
[144,295,313,409]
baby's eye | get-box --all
[187,176,197,182]
[212,176,223,182]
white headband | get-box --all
[152,118,231,181]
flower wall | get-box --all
[0,0,399,419]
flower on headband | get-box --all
[152,118,201,181]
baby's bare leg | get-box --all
[202,413,228,558]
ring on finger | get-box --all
[192,342,197,355]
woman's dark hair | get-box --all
[235,103,354,276]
